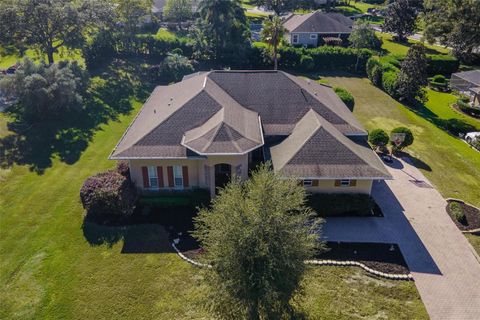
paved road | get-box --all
[322,157,480,320]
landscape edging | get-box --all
[171,243,414,281]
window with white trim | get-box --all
[173,165,183,188]
[147,166,158,188]
[310,33,318,40]
[292,34,299,44]
[303,179,313,187]
[340,179,351,187]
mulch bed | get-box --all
[180,242,410,275]
[316,242,410,275]
[446,200,480,231]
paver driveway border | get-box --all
[322,157,480,320]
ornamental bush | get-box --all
[390,127,414,151]
[334,87,355,111]
[80,170,136,219]
[448,202,466,224]
[443,118,476,136]
[368,129,389,148]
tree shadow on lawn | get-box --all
[81,204,201,254]
[406,100,478,140]
[0,58,155,174]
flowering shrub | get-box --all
[116,161,130,178]
[80,170,136,219]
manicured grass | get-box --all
[378,32,450,56]
[0,46,84,68]
[299,267,427,319]
[0,61,427,318]
[465,233,480,256]
[320,74,480,207]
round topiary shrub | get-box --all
[368,129,389,149]
[334,87,355,111]
[80,170,136,221]
[390,127,414,151]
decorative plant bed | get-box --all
[446,199,480,231]
[175,240,411,278]
[317,242,410,275]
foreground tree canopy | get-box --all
[0,58,89,121]
[0,0,114,64]
[193,163,323,319]
[424,0,480,63]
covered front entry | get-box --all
[214,163,231,192]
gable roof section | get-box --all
[208,70,365,135]
[181,78,263,155]
[283,11,353,34]
[270,109,391,179]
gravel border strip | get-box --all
[171,243,413,281]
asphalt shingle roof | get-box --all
[110,70,390,179]
[283,11,353,34]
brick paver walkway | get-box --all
[322,157,480,320]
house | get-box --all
[110,70,391,197]
[282,11,353,47]
[451,70,480,106]
[152,0,200,20]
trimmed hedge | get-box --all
[250,43,373,73]
[118,34,194,58]
[334,87,355,111]
[139,189,211,208]
[307,193,375,217]
[382,71,399,98]
[426,54,459,76]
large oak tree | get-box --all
[0,0,114,64]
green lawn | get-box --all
[465,233,480,256]
[378,32,451,56]
[0,58,428,318]
[320,74,480,207]
[0,46,84,68]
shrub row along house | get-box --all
[110,71,391,197]
[282,11,354,47]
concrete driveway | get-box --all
[322,157,480,320]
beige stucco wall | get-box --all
[305,179,373,195]
[129,154,249,197]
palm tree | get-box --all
[261,15,285,70]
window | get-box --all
[173,165,183,188]
[204,165,210,187]
[147,166,158,188]
[292,34,299,44]
[340,179,351,187]
[310,34,317,40]
[303,179,313,187]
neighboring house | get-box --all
[110,70,391,197]
[451,70,480,106]
[282,11,353,47]
[152,0,200,20]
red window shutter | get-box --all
[334,180,341,187]
[350,179,357,187]
[157,166,164,188]
[182,166,189,187]
[167,166,174,187]
[142,166,149,188]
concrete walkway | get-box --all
[322,157,480,320]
